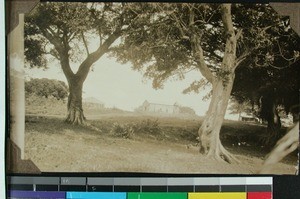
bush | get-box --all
[25,78,68,100]
[26,94,67,116]
[135,119,161,135]
[110,122,135,139]
[109,119,162,139]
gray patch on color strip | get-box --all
[87,178,114,185]
[167,178,194,185]
[246,177,272,185]
[114,178,141,185]
[60,177,86,185]
[9,177,60,185]
[220,177,247,185]
[141,178,168,185]
[194,178,220,185]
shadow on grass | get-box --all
[25,115,297,164]
[25,116,102,135]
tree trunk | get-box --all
[238,111,242,121]
[65,79,86,125]
[265,104,281,147]
[198,75,238,163]
[260,91,281,147]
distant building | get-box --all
[83,97,104,110]
[136,100,196,116]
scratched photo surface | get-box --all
[8,2,299,174]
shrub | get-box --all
[110,122,135,139]
[136,119,161,135]
[25,78,68,100]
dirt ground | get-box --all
[24,117,297,174]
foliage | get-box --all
[110,122,135,139]
[25,94,67,116]
[25,78,68,100]
[135,119,161,135]
[113,3,299,90]
[228,98,252,116]
[230,4,300,119]
[232,60,300,118]
[109,119,161,139]
[24,2,159,124]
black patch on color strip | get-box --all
[221,185,246,192]
[114,185,140,192]
[8,184,33,191]
[60,185,86,191]
[36,184,59,191]
[247,185,272,192]
[87,185,113,192]
[195,185,220,192]
[142,186,168,192]
[167,185,194,192]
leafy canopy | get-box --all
[113,3,299,91]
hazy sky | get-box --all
[25,55,215,116]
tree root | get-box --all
[206,143,240,164]
[65,110,102,133]
[219,145,240,164]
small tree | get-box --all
[25,2,146,125]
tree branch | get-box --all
[188,6,214,83]
[81,31,90,55]
[76,30,121,83]
[41,28,74,79]
[235,51,250,68]
[277,40,297,62]
[220,4,237,72]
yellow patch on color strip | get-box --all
[188,192,247,199]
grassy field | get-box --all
[24,114,297,174]
[23,96,297,174]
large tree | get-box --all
[232,59,299,147]
[114,3,299,162]
[25,2,145,124]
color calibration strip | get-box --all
[7,177,272,199]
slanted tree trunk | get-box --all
[259,122,298,174]
[198,74,238,163]
[189,4,241,163]
[65,78,85,125]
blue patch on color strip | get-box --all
[9,190,65,198]
[66,192,127,199]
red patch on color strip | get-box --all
[247,192,272,199]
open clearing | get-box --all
[24,114,297,174]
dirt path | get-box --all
[25,127,297,174]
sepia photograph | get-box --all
[7,2,299,174]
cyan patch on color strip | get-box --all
[66,192,126,199]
